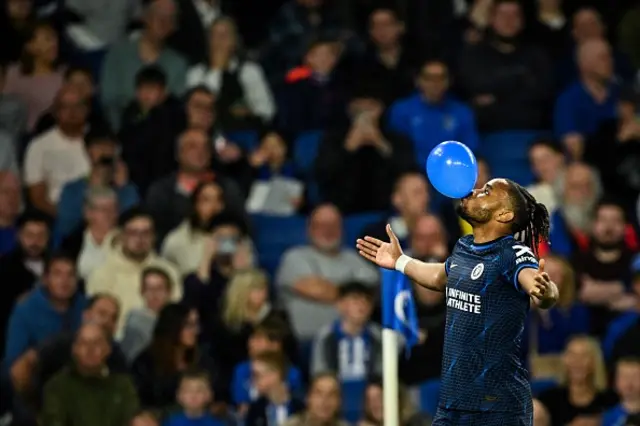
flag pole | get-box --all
[381,268,400,426]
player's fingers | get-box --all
[386,224,401,246]
[356,243,377,258]
[538,258,545,273]
[358,250,376,263]
[540,272,551,282]
[363,236,383,247]
[534,275,549,287]
[357,239,380,252]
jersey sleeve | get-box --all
[444,257,452,276]
[504,243,539,292]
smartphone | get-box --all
[214,136,227,153]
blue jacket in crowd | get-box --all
[231,360,304,405]
[163,412,225,426]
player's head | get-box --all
[457,178,549,255]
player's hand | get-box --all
[529,259,551,299]
[356,224,403,270]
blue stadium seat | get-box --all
[531,378,557,396]
[343,212,386,247]
[251,214,308,277]
[293,130,323,176]
[225,130,260,151]
[419,379,441,416]
[341,381,367,423]
[480,131,549,186]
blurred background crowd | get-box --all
[0,0,639,424]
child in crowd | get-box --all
[245,352,305,426]
[121,267,173,361]
[248,132,296,180]
[231,323,303,414]
[121,66,168,128]
[602,357,640,426]
[163,370,224,426]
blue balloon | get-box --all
[426,141,478,198]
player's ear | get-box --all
[495,209,514,224]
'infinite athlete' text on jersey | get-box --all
[440,234,539,413]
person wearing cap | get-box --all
[56,131,140,238]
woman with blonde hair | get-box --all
[538,335,617,425]
[359,378,431,426]
[211,268,296,374]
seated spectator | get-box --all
[4,253,85,371]
[283,373,349,426]
[362,171,460,251]
[0,171,21,255]
[131,410,161,426]
[23,85,91,216]
[100,0,187,131]
[57,131,140,239]
[457,0,553,132]
[231,321,302,412]
[212,269,295,378]
[388,58,478,167]
[359,378,431,426]
[41,323,140,426]
[186,16,275,130]
[248,132,295,181]
[245,351,305,426]
[533,398,551,426]
[33,65,109,138]
[276,38,348,135]
[554,39,620,160]
[316,90,414,213]
[120,66,171,134]
[2,20,64,132]
[0,0,35,64]
[527,139,565,215]
[132,304,222,410]
[602,357,640,426]
[164,369,226,426]
[276,204,378,340]
[524,255,589,380]
[60,186,119,279]
[121,267,174,362]
[538,335,617,425]
[162,181,226,276]
[0,211,50,356]
[87,208,181,337]
[145,128,245,243]
[573,200,638,337]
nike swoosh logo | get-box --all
[450,264,458,268]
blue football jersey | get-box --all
[439,234,539,413]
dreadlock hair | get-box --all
[505,179,550,256]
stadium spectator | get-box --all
[59,186,119,279]
[538,335,617,425]
[549,162,602,256]
[166,0,223,65]
[33,65,109,138]
[100,0,188,131]
[388,58,479,167]
[527,139,565,214]
[231,320,302,413]
[41,322,140,426]
[0,211,49,356]
[186,16,275,130]
[0,0,35,64]
[276,38,348,135]
[351,8,418,107]
[359,378,431,426]
[531,0,567,60]
[574,200,637,336]
[23,86,91,216]
[131,410,161,426]
[533,398,551,426]
[283,373,349,426]
[120,66,170,134]
[248,131,296,181]
[2,20,64,131]
[4,253,85,370]
[131,304,222,409]
[86,208,180,337]
[554,39,620,160]
[0,62,28,145]
[276,204,378,340]
[316,90,414,213]
[602,357,640,425]
[0,172,21,255]
[245,351,305,425]
[161,181,226,276]
[457,0,553,132]
[145,128,245,243]
[121,267,173,362]
[212,270,296,380]
[163,369,226,426]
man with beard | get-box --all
[573,200,638,337]
[276,203,378,340]
[549,162,603,257]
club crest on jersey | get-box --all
[470,263,484,280]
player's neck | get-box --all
[472,226,507,245]
[340,319,366,336]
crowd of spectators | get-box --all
[0,0,639,425]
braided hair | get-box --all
[505,179,550,256]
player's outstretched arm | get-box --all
[518,259,559,309]
[356,224,447,293]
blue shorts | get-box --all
[432,407,533,426]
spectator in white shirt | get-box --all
[23,85,91,216]
[185,16,275,129]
